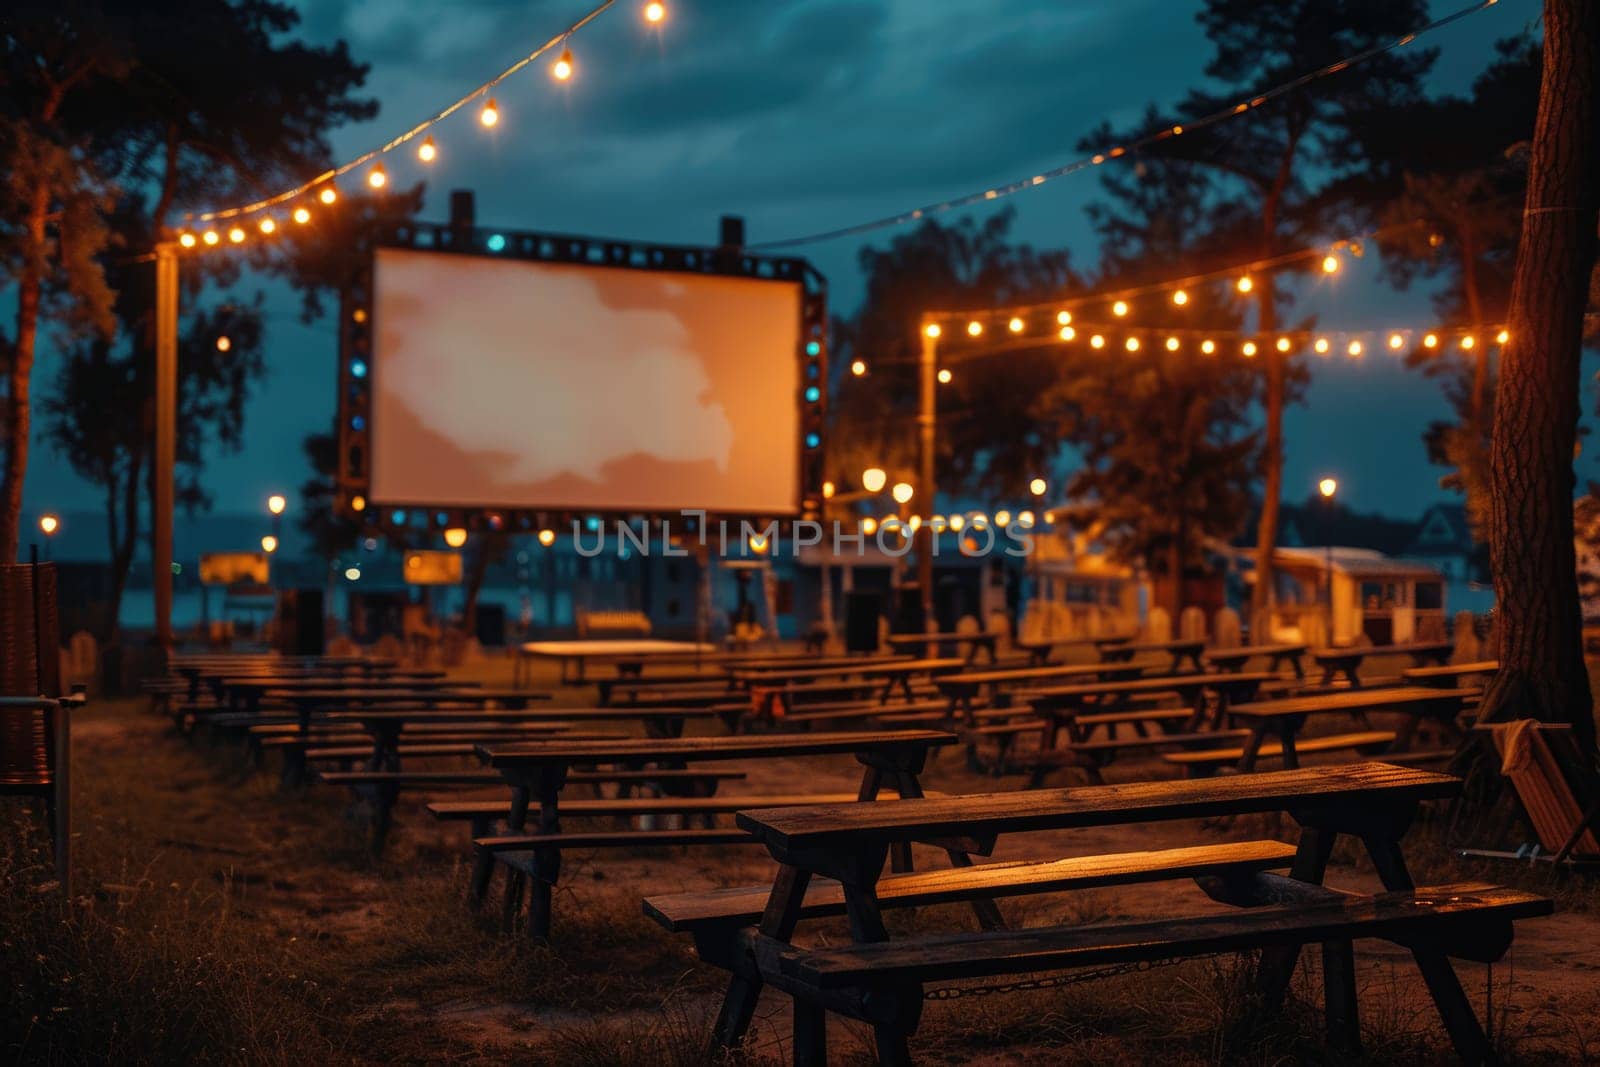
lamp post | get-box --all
[1318,477,1338,643]
[38,513,59,561]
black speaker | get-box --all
[277,588,325,656]
[843,590,882,653]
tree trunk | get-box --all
[1250,275,1285,633]
[0,180,51,565]
[1478,0,1600,756]
[460,531,502,635]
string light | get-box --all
[1172,289,1188,306]
[1200,339,1216,355]
[552,48,575,81]
[1275,337,1291,353]
[1348,340,1364,357]
[1237,276,1254,294]
[1124,336,1140,352]
[850,359,867,376]
[1008,317,1025,333]
[861,517,879,536]
[1496,329,1510,344]
[1322,254,1341,274]
[1165,337,1180,352]
[1056,310,1073,326]
[1059,326,1076,341]
[937,368,953,384]
[258,216,276,235]
[179,232,197,248]
[1315,338,1330,354]
[1461,335,1476,350]
[1090,334,1106,349]
[216,336,232,352]
[1388,332,1404,350]
[1423,333,1439,349]
[1242,341,1257,357]
[1112,300,1129,317]
[368,163,387,189]
[319,186,337,205]
[480,97,500,126]
[293,207,311,225]
[538,528,557,546]
[418,136,437,162]
[644,2,666,23]
[228,226,245,244]
[967,320,983,337]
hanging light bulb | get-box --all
[1461,335,1476,350]
[1059,326,1076,341]
[1347,340,1364,357]
[203,230,220,245]
[861,516,879,536]
[418,136,437,162]
[1124,336,1140,352]
[215,336,232,353]
[1165,336,1180,352]
[1496,329,1510,344]
[258,216,276,235]
[228,226,246,244]
[1388,332,1404,350]
[1242,341,1258,357]
[966,320,983,337]
[178,232,197,248]
[1172,289,1189,306]
[552,48,574,81]
[1008,317,1025,333]
[1237,275,1254,293]
[1056,310,1072,326]
[480,97,500,126]
[1200,339,1216,355]
[1422,332,1439,349]
[1275,337,1291,353]
[1089,334,1106,349]
[924,323,942,339]
[937,368,953,384]
[1314,337,1330,354]
[293,206,312,225]
[368,163,387,189]
[1112,300,1129,317]
[319,185,338,205]
[1322,254,1341,274]
[850,359,867,376]
[644,1,666,22]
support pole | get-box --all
[153,243,179,650]
[917,324,937,627]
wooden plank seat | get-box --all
[762,882,1548,1064]
[1164,730,1397,776]
[1402,660,1499,688]
[645,839,1299,933]
[780,699,951,728]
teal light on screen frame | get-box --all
[486,233,507,252]
[391,510,406,524]
[806,341,821,356]
[350,360,367,379]
[805,432,820,448]
[804,386,820,402]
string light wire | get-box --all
[751,0,1502,250]
[187,0,619,224]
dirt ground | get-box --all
[7,653,1600,1065]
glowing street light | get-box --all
[1029,477,1047,497]
[444,527,468,549]
[39,514,59,536]
[261,534,279,554]
[861,467,887,494]
[1319,477,1338,499]
[267,494,287,516]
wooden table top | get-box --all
[1096,637,1205,652]
[323,705,716,725]
[735,658,964,683]
[1403,660,1499,679]
[225,675,465,691]
[1311,641,1453,660]
[938,662,1145,689]
[735,762,1459,851]
[482,729,957,768]
[266,687,543,704]
[519,639,717,658]
[1227,686,1480,719]
[731,655,913,675]
[1026,671,1277,701]
[1204,643,1308,661]
[885,632,999,645]
[1013,634,1132,650]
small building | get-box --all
[1403,503,1481,584]
[1267,547,1447,646]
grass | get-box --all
[5,657,1598,1064]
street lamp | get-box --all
[443,527,468,549]
[39,513,59,560]
[1029,477,1047,497]
[1318,476,1338,644]
[267,494,286,516]
[261,534,279,554]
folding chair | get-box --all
[1460,720,1600,870]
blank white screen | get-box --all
[369,247,803,514]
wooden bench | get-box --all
[1010,633,1128,666]
[1203,642,1308,679]
[1310,641,1453,687]
[935,661,1147,725]
[696,762,1542,1064]
[1220,686,1480,773]
[1164,730,1397,777]
[1096,637,1206,673]
[1402,660,1498,688]
[883,631,1000,664]
[472,730,956,938]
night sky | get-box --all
[22,0,1574,528]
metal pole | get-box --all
[153,243,179,650]
[917,324,937,628]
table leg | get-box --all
[472,784,528,906]
[713,862,813,1049]
[1237,726,1269,774]
[527,770,564,941]
[1256,826,1336,1010]
[1277,720,1301,770]
[1322,939,1360,1052]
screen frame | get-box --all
[334,221,827,537]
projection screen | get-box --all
[368,247,804,515]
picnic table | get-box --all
[883,631,1000,664]
[1310,641,1454,687]
[1204,686,1481,774]
[934,660,1148,723]
[698,762,1539,1063]
[738,658,965,716]
[1096,637,1207,673]
[1203,642,1308,679]
[515,639,719,685]
[214,673,468,713]
[472,729,956,938]
[1010,633,1132,665]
